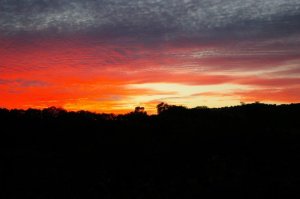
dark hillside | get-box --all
[1,103,300,198]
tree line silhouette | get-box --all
[1,102,300,198]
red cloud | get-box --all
[1,35,299,113]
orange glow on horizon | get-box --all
[1,36,300,114]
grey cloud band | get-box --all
[1,0,300,39]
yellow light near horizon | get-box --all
[127,83,252,108]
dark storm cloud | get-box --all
[1,0,300,41]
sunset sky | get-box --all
[1,0,300,114]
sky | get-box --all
[1,0,300,114]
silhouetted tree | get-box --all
[134,106,145,113]
[193,106,208,109]
[42,106,66,118]
[156,102,170,114]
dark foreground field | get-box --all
[1,103,300,198]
